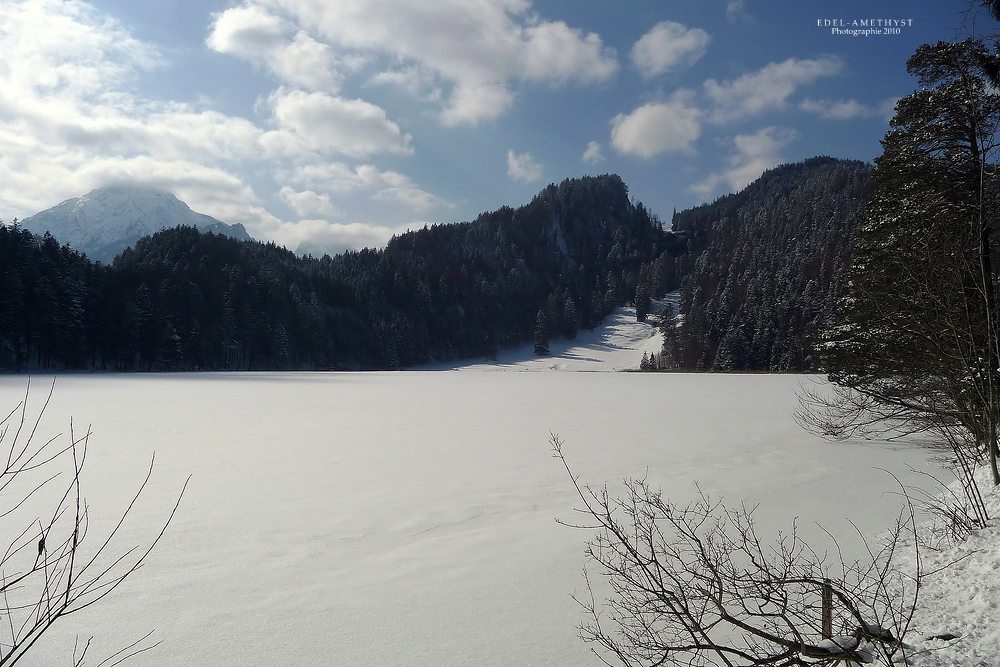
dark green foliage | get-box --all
[563,297,578,339]
[0,226,92,370]
[0,175,675,371]
[534,309,550,355]
[985,0,1000,21]
[818,39,1000,484]
[663,157,874,371]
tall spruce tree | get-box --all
[811,40,1000,496]
[534,309,550,355]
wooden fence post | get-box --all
[821,579,833,640]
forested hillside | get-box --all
[0,175,682,371]
[660,157,874,371]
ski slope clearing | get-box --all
[0,371,965,667]
[419,302,666,371]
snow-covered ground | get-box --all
[416,302,666,371]
[0,304,991,667]
[901,470,1000,667]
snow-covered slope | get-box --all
[20,186,252,263]
[901,471,1000,667]
[418,297,676,372]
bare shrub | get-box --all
[0,380,188,665]
[553,434,923,666]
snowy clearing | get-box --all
[1,305,993,667]
[0,369,952,667]
[417,302,667,371]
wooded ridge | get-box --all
[0,161,872,372]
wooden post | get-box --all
[821,579,833,640]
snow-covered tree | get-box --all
[808,40,1000,501]
[534,309,549,355]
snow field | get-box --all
[899,470,1000,666]
[416,302,666,371]
[0,370,948,667]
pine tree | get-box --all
[635,281,651,322]
[563,297,578,339]
[816,39,1000,488]
[534,309,549,355]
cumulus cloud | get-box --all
[521,20,619,84]
[507,150,543,183]
[279,186,344,218]
[630,21,709,79]
[704,56,843,122]
[582,141,605,164]
[690,126,797,198]
[283,162,450,213]
[610,92,702,158]
[800,96,898,121]
[0,0,272,220]
[267,88,413,157]
[255,0,618,125]
[291,219,404,256]
[207,4,342,92]
[0,0,448,256]
[442,83,516,127]
[369,66,443,102]
[726,0,751,23]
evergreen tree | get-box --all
[1,174,679,371]
[634,281,651,322]
[563,297,578,339]
[815,40,1000,489]
[534,309,550,355]
[665,158,872,371]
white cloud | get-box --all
[289,219,404,256]
[369,66,443,102]
[630,21,709,79]
[726,0,751,23]
[704,56,843,122]
[442,82,516,127]
[207,4,342,92]
[690,126,797,198]
[610,92,702,158]
[0,0,273,221]
[800,96,898,121]
[268,88,413,158]
[0,0,441,256]
[507,150,543,183]
[521,20,619,84]
[582,141,605,164]
[279,186,344,217]
[0,0,161,101]
[283,162,450,213]
[256,0,618,125]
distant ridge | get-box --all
[21,185,252,263]
[0,174,672,371]
[662,156,874,371]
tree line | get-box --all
[0,174,683,371]
[658,157,874,372]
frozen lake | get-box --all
[1,371,946,667]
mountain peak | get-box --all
[21,185,251,263]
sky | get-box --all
[0,0,995,256]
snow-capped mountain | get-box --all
[20,185,252,263]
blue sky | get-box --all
[0,0,993,255]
